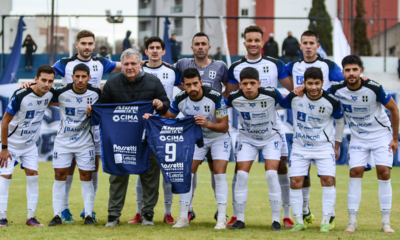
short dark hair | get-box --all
[304,67,323,82]
[73,63,90,75]
[36,65,55,78]
[145,36,165,50]
[240,67,259,81]
[182,68,201,82]
[192,32,210,45]
[301,30,319,41]
[244,25,263,39]
[76,30,95,42]
[100,46,107,50]
[342,55,363,68]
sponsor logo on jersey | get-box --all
[113,106,139,113]
[114,154,137,164]
[319,106,325,113]
[31,120,42,126]
[343,104,352,113]
[160,126,183,134]
[66,107,75,116]
[35,110,45,117]
[69,134,80,143]
[65,117,73,124]
[297,112,306,122]
[20,128,38,136]
[161,162,184,171]
[26,110,35,119]
[63,126,87,133]
[166,172,184,182]
[37,100,42,105]
[246,128,268,134]
[307,115,322,123]
[76,97,83,104]
[113,115,138,122]
[252,112,267,119]
[350,146,362,151]
[249,102,256,108]
[298,103,303,107]
[348,122,372,128]
[241,112,251,120]
[113,144,137,154]
[239,103,246,107]
[22,121,31,127]
[204,105,210,112]
[308,104,315,110]
[261,101,267,108]
[28,102,33,106]
[353,106,369,113]
[209,70,216,79]
[351,95,358,101]
[93,64,98,71]
[260,78,271,85]
[303,142,314,148]
[251,135,263,141]
[296,132,320,140]
[243,121,269,127]
[362,94,368,102]
[263,65,269,73]
[296,76,304,85]
[347,115,370,121]
[292,152,304,158]
[297,123,321,132]
[357,129,369,136]
[66,99,71,102]
[25,139,33,146]
[193,106,200,111]
[159,135,184,142]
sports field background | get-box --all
[2,162,400,239]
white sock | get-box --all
[266,170,281,223]
[163,179,173,215]
[53,180,66,217]
[179,173,194,219]
[63,175,73,211]
[278,173,290,219]
[214,174,228,220]
[235,170,249,222]
[347,178,362,223]
[26,175,39,219]
[379,179,392,223]
[0,177,11,219]
[136,176,143,214]
[81,181,94,217]
[189,172,197,211]
[232,173,238,217]
[302,186,311,214]
[290,188,303,224]
[322,186,335,225]
[92,172,98,198]
[210,171,216,199]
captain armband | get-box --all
[216,109,228,118]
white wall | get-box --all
[238,0,255,55]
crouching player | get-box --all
[281,67,344,232]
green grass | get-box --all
[2,162,400,239]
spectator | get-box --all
[263,33,279,59]
[97,46,111,60]
[123,31,132,51]
[22,34,37,71]
[282,31,300,63]
[213,47,223,61]
[140,37,149,61]
[170,33,181,63]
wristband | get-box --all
[2,145,7,149]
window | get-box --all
[173,18,183,36]
[241,9,248,16]
[389,46,396,56]
[139,0,151,9]
[139,21,150,31]
[171,0,182,13]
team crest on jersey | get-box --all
[193,106,200,111]
[308,104,315,110]
[163,72,168,79]
[209,70,216,79]
[204,105,210,112]
[93,64,98,71]
[53,152,58,159]
[76,97,83,104]
[37,100,42,105]
[319,105,325,113]
[44,99,49,105]
[261,101,267,108]
[87,97,93,104]
[263,65,269,73]
[351,95,358,101]
[362,94,368,102]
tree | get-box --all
[308,0,333,55]
[354,0,372,56]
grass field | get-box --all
[1,162,400,239]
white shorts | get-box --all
[0,146,38,175]
[94,126,101,156]
[289,151,336,177]
[235,134,282,162]
[275,116,288,157]
[349,135,394,169]
[193,134,231,161]
[53,148,96,171]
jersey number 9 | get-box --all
[165,143,176,162]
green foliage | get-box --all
[354,0,372,56]
[308,0,333,55]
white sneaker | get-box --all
[344,222,358,232]
[382,222,395,233]
[172,217,189,228]
[214,219,227,230]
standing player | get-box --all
[281,67,344,232]
[48,64,101,226]
[227,25,294,228]
[162,68,230,229]
[286,30,344,229]
[0,66,55,227]
[174,32,238,221]
[226,67,284,230]
[52,30,120,222]
[130,36,182,224]
[328,55,399,233]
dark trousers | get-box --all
[108,151,160,218]
[25,52,33,67]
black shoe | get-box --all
[230,220,245,230]
[271,221,282,231]
[0,218,8,227]
[48,215,62,226]
[142,212,154,222]
[188,210,196,222]
[84,216,96,225]
[214,210,228,221]
[329,216,335,224]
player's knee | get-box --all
[349,167,364,178]
[290,177,303,189]
[321,176,334,187]
[236,170,249,187]
[265,170,277,181]
[377,168,391,180]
